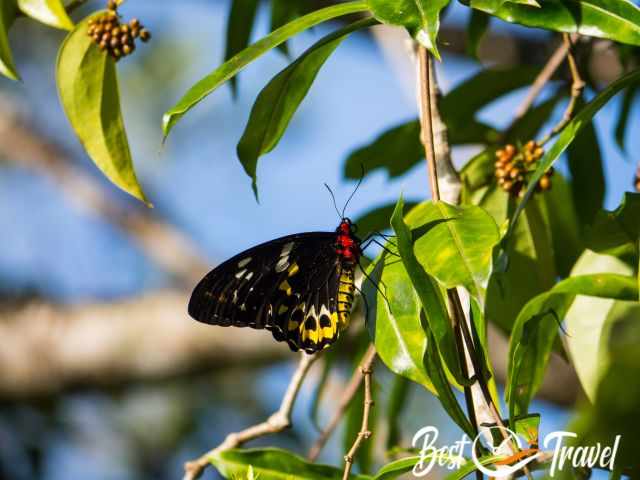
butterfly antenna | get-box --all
[341,164,365,218]
[324,183,341,220]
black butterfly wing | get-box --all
[188,232,353,353]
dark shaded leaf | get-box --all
[466,0,640,46]
[385,375,411,449]
[162,1,370,137]
[614,84,639,152]
[237,17,375,197]
[566,107,605,228]
[354,200,420,237]
[56,12,150,205]
[466,9,490,59]
[224,0,260,97]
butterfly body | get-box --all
[188,219,361,353]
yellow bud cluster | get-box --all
[87,1,151,61]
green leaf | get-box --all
[466,9,490,59]
[0,0,19,81]
[566,108,605,228]
[385,375,411,449]
[563,250,633,402]
[353,200,420,238]
[224,0,260,98]
[373,454,501,480]
[614,84,639,152]
[269,0,301,56]
[443,455,502,480]
[162,1,370,137]
[364,244,435,392]
[56,12,150,206]
[466,0,640,46]
[502,69,640,255]
[373,456,421,480]
[412,201,500,302]
[506,272,639,417]
[237,18,375,198]
[366,0,450,59]
[585,192,640,259]
[541,173,583,277]
[17,0,73,30]
[210,448,371,480]
[390,196,467,387]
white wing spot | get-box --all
[245,271,254,280]
[275,257,289,273]
[235,269,247,279]
[238,257,252,268]
[280,242,294,257]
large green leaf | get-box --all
[56,12,150,205]
[366,0,451,59]
[466,9,490,59]
[585,192,640,259]
[391,197,467,386]
[0,0,19,81]
[566,108,605,228]
[501,69,640,255]
[412,201,500,302]
[563,250,633,402]
[506,272,639,417]
[17,0,73,30]
[162,1,370,137]
[373,454,501,480]
[364,245,435,392]
[483,187,556,333]
[237,18,375,198]
[466,0,640,46]
[210,448,371,480]
[614,84,639,152]
[224,0,260,97]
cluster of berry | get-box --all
[87,1,150,61]
[494,141,553,197]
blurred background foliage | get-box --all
[1,0,639,479]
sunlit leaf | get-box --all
[390,196,467,386]
[501,69,640,257]
[563,250,633,402]
[237,17,375,198]
[56,12,150,205]
[0,0,19,81]
[162,1,370,137]
[17,0,73,30]
[366,0,450,59]
[210,448,371,480]
[506,271,639,417]
[466,0,640,46]
[412,201,500,302]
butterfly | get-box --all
[188,218,363,354]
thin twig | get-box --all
[514,40,571,120]
[182,352,318,480]
[307,344,377,462]
[539,33,585,146]
[341,347,376,480]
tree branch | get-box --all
[342,349,376,480]
[182,352,318,480]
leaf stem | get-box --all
[182,352,318,480]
